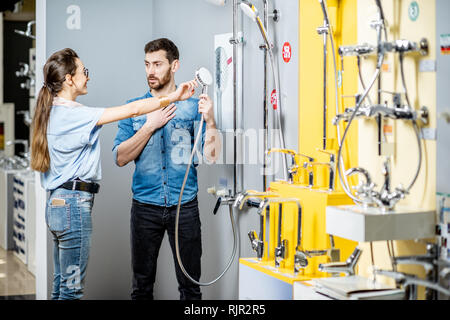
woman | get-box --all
[31,48,197,300]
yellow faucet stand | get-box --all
[240,182,357,285]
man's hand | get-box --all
[198,94,215,127]
[144,104,177,132]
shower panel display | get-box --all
[214,32,239,131]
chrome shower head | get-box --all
[240,0,258,21]
[240,1,271,50]
[195,67,213,94]
[205,0,226,5]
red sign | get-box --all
[282,42,292,63]
[271,89,277,110]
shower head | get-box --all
[205,0,226,5]
[240,0,258,21]
[240,0,271,50]
[195,67,213,94]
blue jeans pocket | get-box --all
[46,203,71,233]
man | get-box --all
[113,38,220,300]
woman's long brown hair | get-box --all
[31,48,79,172]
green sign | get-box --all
[408,1,420,22]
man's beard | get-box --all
[147,70,171,90]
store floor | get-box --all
[0,247,35,299]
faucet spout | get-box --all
[318,247,362,276]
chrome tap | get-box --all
[14,20,36,40]
[294,249,308,273]
[6,140,29,155]
[392,243,441,300]
[305,248,340,263]
[210,188,236,215]
[15,62,30,78]
[267,149,313,183]
[294,205,306,274]
[338,43,375,57]
[306,162,333,190]
[393,255,436,274]
[318,247,362,276]
[233,190,278,210]
[345,166,375,202]
[345,162,407,211]
[317,149,336,191]
[245,197,266,260]
[275,240,287,268]
[381,38,429,56]
[258,197,305,271]
[374,268,450,300]
[17,110,32,127]
[248,230,264,260]
[274,204,287,268]
[231,191,275,261]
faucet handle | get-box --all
[213,197,222,215]
[275,240,288,268]
[248,231,259,249]
[294,248,309,271]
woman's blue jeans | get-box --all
[46,188,94,300]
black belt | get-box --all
[60,180,100,194]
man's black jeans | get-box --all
[130,197,202,300]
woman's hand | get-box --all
[198,94,215,127]
[169,80,198,102]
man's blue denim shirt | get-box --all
[112,91,204,207]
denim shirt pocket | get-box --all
[169,119,194,165]
[132,116,154,145]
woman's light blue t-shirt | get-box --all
[41,98,105,191]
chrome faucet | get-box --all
[6,139,29,155]
[267,149,313,183]
[392,243,441,300]
[274,203,287,268]
[258,197,305,271]
[345,161,407,211]
[14,20,36,40]
[317,149,336,191]
[246,197,266,260]
[339,43,375,57]
[306,162,333,190]
[305,248,340,263]
[233,190,278,210]
[318,247,362,276]
[17,110,32,127]
[248,230,264,260]
[373,268,450,300]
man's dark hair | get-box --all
[144,38,179,63]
